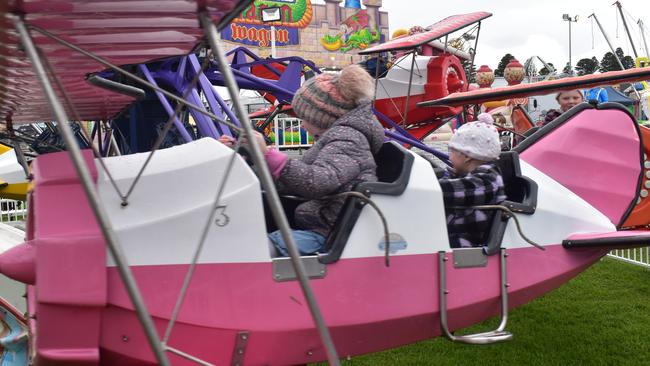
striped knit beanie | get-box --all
[292,64,375,130]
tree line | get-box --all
[493,47,636,77]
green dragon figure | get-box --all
[340,27,380,52]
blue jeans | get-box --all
[268,230,326,257]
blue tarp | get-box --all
[603,86,635,106]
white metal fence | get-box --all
[608,249,650,268]
[0,199,27,223]
[253,117,313,150]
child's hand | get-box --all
[218,134,236,148]
[251,131,268,154]
[240,131,268,154]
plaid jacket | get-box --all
[439,162,506,248]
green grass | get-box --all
[318,258,650,365]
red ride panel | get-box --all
[622,125,650,228]
[374,54,466,131]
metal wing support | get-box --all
[7,1,342,365]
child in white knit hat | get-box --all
[439,113,506,248]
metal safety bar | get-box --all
[14,16,172,366]
[200,12,341,365]
[438,248,513,344]
[27,24,242,134]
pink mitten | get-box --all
[264,148,287,179]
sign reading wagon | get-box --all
[221,0,312,47]
[222,23,298,47]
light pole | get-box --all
[562,14,578,75]
[261,7,281,58]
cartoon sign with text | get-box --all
[221,0,313,47]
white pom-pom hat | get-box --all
[448,113,501,161]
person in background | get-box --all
[542,89,584,125]
[585,87,609,104]
[439,113,506,248]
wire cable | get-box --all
[448,204,545,251]
[281,191,392,266]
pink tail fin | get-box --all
[518,103,641,227]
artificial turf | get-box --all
[320,258,650,365]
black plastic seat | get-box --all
[483,150,537,255]
[318,141,414,264]
[497,151,537,214]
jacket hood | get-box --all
[330,102,384,154]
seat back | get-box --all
[318,142,414,264]
[496,151,537,214]
[483,151,537,255]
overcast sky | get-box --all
[317,0,650,70]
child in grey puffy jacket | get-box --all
[252,64,385,256]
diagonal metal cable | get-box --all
[37,48,128,200]
[14,15,171,366]
[414,55,422,78]
[34,21,240,366]
[378,81,406,122]
[36,62,105,153]
[165,346,214,366]
[402,51,417,125]
[162,137,243,346]
[27,17,341,365]
[120,51,214,205]
[621,6,643,55]
[390,53,424,78]
[111,122,133,155]
[27,24,242,134]
[202,12,342,365]
[460,24,479,42]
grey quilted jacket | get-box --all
[276,102,385,237]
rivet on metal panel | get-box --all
[231,330,250,366]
